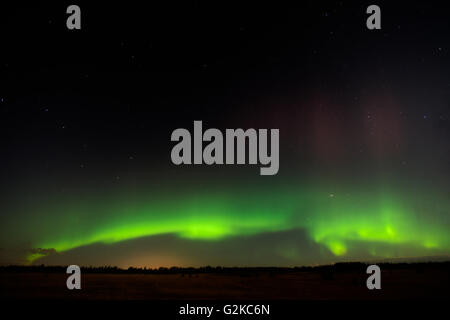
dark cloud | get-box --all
[32,229,334,267]
[31,229,450,268]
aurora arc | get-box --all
[21,182,450,264]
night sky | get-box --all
[1,1,450,267]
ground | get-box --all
[1,263,449,300]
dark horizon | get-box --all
[3,259,450,272]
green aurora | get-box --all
[10,181,449,265]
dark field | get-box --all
[1,263,449,300]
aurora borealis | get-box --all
[2,175,449,266]
[1,1,450,267]
[27,185,450,263]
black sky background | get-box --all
[2,1,449,181]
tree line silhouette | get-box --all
[0,261,448,275]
